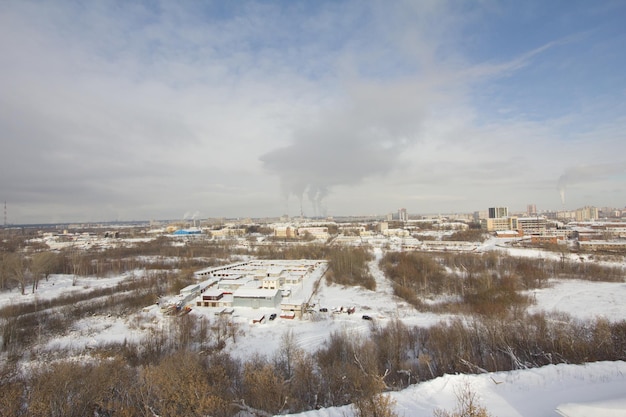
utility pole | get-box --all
[3,201,6,227]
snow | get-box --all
[527,279,626,321]
[44,315,144,352]
[281,361,626,417]
[0,273,128,306]
[2,244,625,417]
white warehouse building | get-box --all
[232,288,282,309]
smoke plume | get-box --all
[557,163,626,206]
[260,80,430,216]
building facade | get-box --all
[488,207,509,219]
[481,216,518,232]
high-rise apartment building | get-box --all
[398,208,408,222]
[575,206,599,221]
[488,207,508,219]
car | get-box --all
[269,313,277,321]
[319,307,328,312]
[362,315,373,321]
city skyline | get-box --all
[1,1,625,224]
[2,199,623,227]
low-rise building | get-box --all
[481,216,518,232]
[297,226,329,240]
[577,240,626,253]
[273,225,297,238]
[232,288,281,309]
[517,217,547,235]
[197,289,228,307]
[280,300,306,319]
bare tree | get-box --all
[4,253,28,295]
[138,351,232,417]
[240,355,286,414]
[433,380,493,417]
[274,329,302,379]
[30,251,59,293]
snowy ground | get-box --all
[0,273,129,306]
[2,245,625,416]
[282,361,626,417]
[527,279,626,322]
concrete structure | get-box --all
[517,217,547,235]
[576,206,599,222]
[530,235,565,245]
[280,300,306,319]
[495,230,522,238]
[210,228,246,238]
[488,207,509,219]
[398,208,408,222]
[188,259,328,317]
[273,225,297,238]
[419,240,480,251]
[577,240,626,253]
[232,288,282,309]
[217,275,254,292]
[297,226,329,240]
[197,289,228,307]
[481,216,518,232]
[262,276,280,290]
[195,262,249,278]
[382,228,410,237]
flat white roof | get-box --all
[233,288,279,298]
[203,288,224,297]
[180,283,200,293]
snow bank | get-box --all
[281,361,626,417]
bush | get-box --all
[353,394,398,417]
[434,380,493,417]
[327,247,375,290]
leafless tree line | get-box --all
[257,243,375,289]
[380,251,624,315]
[0,237,237,294]
[2,311,625,417]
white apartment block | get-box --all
[576,206,599,221]
[517,217,547,234]
[481,216,518,232]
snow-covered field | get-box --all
[283,361,626,417]
[1,245,625,416]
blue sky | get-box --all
[1,0,625,223]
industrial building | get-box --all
[179,259,328,317]
[516,217,548,235]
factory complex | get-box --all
[160,259,328,319]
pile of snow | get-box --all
[281,361,626,417]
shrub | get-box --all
[433,380,493,417]
[353,394,398,417]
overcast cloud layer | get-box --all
[1,1,625,224]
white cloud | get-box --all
[0,1,624,223]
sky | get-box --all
[1,0,625,224]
